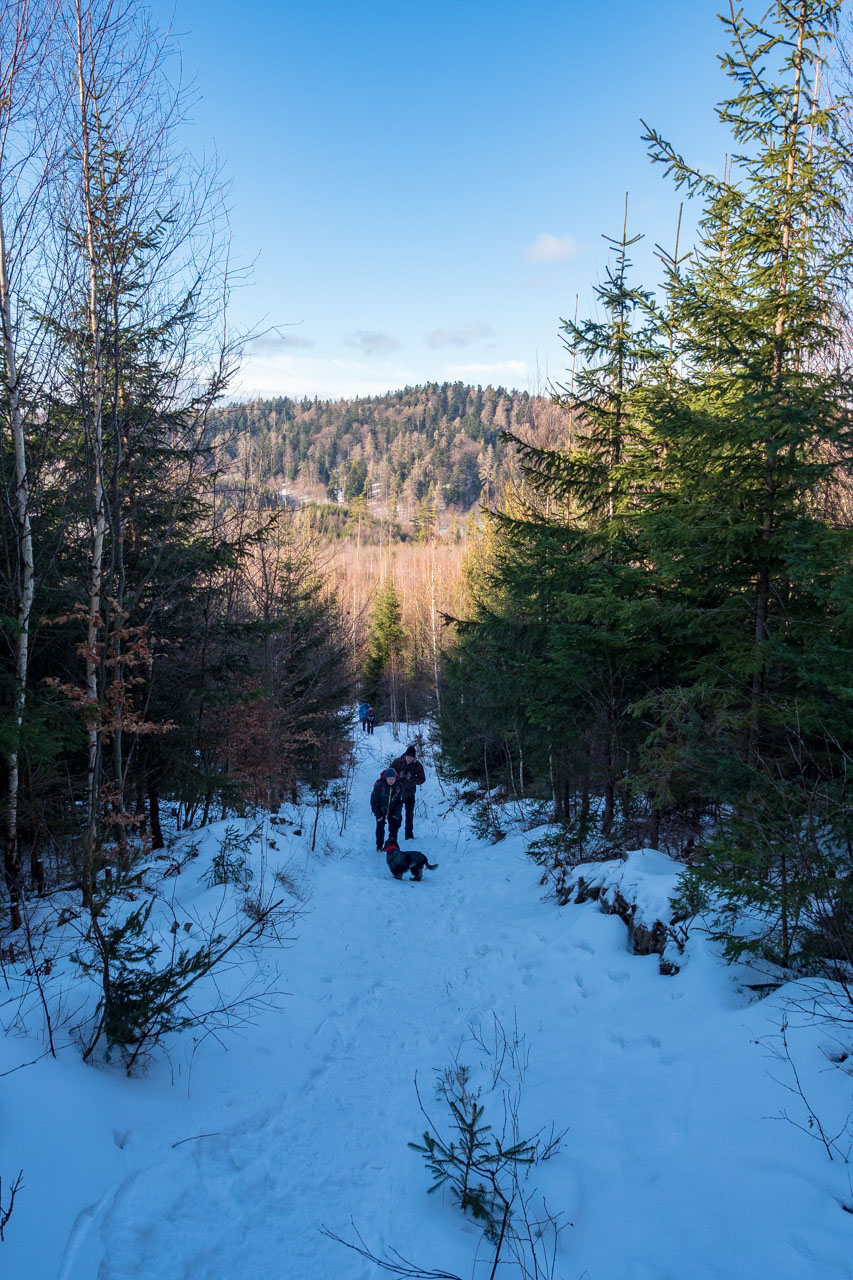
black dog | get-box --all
[384,840,438,882]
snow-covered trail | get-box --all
[6,723,851,1279]
[73,724,551,1279]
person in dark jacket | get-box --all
[370,767,403,850]
[390,744,426,841]
[365,704,376,734]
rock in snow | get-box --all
[569,849,685,973]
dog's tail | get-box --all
[425,860,438,870]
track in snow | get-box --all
[29,722,853,1279]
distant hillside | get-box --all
[209,383,566,518]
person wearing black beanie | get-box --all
[390,744,426,841]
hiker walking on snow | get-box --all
[358,701,369,732]
[390,743,426,841]
[365,704,375,734]
[370,767,403,850]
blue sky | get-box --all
[154,0,730,400]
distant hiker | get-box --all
[358,701,369,732]
[391,743,426,841]
[383,839,437,882]
[370,767,403,850]
[366,704,376,734]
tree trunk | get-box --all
[751,2,806,762]
[601,737,615,836]
[74,0,108,860]
[579,760,590,824]
[549,742,563,821]
[148,780,164,850]
[0,199,34,932]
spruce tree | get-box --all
[441,1,853,966]
[461,206,670,837]
[639,0,853,964]
[362,578,407,721]
[515,195,664,524]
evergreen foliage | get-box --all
[207,384,563,516]
[204,825,259,888]
[440,0,853,970]
[408,1029,566,1277]
[0,2,354,955]
[410,1064,537,1239]
[72,885,219,1062]
[362,579,407,717]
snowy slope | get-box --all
[2,722,852,1279]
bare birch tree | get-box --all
[0,0,60,927]
[48,0,236,884]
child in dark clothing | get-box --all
[370,767,403,850]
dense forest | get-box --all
[209,384,564,516]
[2,0,853,1073]
[6,2,853,1274]
[0,0,353,1034]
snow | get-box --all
[3,721,853,1279]
[570,847,683,929]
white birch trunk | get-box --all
[0,199,34,928]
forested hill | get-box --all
[210,383,565,513]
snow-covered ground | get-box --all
[3,722,852,1278]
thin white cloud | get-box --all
[233,352,418,400]
[248,333,315,353]
[525,233,578,264]
[443,360,528,386]
[427,321,495,349]
[345,330,402,357]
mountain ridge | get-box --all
[209,381,567,516]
